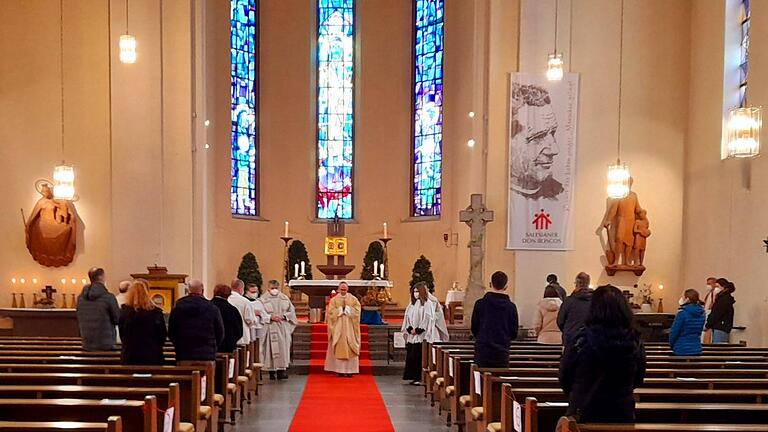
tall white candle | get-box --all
[373,260,379,276]
[380,264,385,278]
[294,264,299,278]
[284,221,289,237]
[383,222,388,238]
[300,261,306,275]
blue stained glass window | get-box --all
[230,0,258,216]
[412,0,444,217]
[739,0,750,107]
[317,0,355,219]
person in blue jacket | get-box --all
[669,289,706,356]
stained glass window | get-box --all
[739,0,750,107]
[230,0,258,216]
[412,0,444,217]
[317,0,355,219]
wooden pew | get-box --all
[0,416,122,431]
[575,425,768,432]
[0,396,157,432]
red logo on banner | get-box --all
[532,209,553,230]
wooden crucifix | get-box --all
[459,194,494,323]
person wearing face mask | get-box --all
[402,282,436,385]
[706,279,736,344]
[324,281,362,377]
[701,277,720,344]
[668,289,705,356]
[258,280,297,380]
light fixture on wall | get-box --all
[606,0,630,199]
[54,0,75,201]
[546,0,564,81]
[725,106,761,158]
[119,0,137,64]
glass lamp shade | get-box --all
[546,52,564,81]
[725,106,761,158]
[53,164,75,200]
[119,34,137,64]
[606,162,630,199]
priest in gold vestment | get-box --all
[324,282,361,376]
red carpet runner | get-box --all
[288,324,395,432]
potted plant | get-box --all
[237,252,263,292]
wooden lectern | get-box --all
[130,266,187,314]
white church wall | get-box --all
[684,0,768,346]
[513,0,689,328]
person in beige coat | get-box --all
[535,285,563,345]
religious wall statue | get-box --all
[600,178,648,276]
[24,182,77,267]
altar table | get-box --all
[0,308,79,337]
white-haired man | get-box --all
[116,280,131,307]
[168,279,224,363]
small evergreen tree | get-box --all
[409,255,435,291]
[237,252,263,290]
[360,241,385,280]
[287,240,313,282]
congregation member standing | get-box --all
[229,279,258,347]
[116,281,131,307]
[118,279,167,365]
[669,289,705,356]
[402,282,436,385]
[77,267,120,351]
[545,273,567,301]
[535,285,563,345]
[325,282,361,377]
[259,280,298,380]
[701,277,721,343]
[557,272,593,347]
[559,285,646,425]
[471,271,519,368]
[706,279,736,344]
[211,284,243,353]
[169,279,224,363]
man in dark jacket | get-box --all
[545,273,567,301]
[471,271,519,367]
[557,272,593,347]
[211,284,243,353]
[169,279,225,362]
[76,267,120,351]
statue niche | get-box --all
[600,178,649,276]
[24,182,77,267]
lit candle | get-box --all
[20,278,26,284]
[380,264,385,278]
[373,260,379,276]
[81,278,87,284]
[300,261,306,275]
[32,278,38,284]
[61,278,66,285]
[284,221,289,237]
[383,222,388,238]
[11,278,16,285]
[294,264,299,279]
[659,284,664,291]
[71,278,76,284]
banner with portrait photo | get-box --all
[507,73,579,250]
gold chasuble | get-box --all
[324,293,361,374]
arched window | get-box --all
[412,0,444,217]
[230,0,259,216]
[316,0,355,220]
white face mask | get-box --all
[270,289,279,296]
[678,297,686,306]
[413,292,419,300]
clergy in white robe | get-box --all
[258,280,297,380]
[402,282,436,383]
[324,282,361,376]
[229,279,257,346]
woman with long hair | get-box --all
[118,279,167,365]
[558,285,646,424]
[706,278,736,344]
[535,285,563,344]
[401,282,435,385]
[669,289,706,355]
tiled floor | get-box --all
[233,374,451,431]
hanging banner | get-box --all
[507,73,579,250]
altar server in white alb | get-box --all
[401,282,437,384]
[229,279,258,346]
[427,285,450,343]
[259,280,297,380]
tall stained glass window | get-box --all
[738,0,750,107]
[412,0,444,217]
[230,0,258,216]
[317,0,355,219]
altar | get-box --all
[0,308,79,337]
[288,279,393,307]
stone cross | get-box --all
[459,194,494,324]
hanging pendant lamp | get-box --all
[54,0,75,201]
[606,0,630,199]
[546,0,564,81]
[119,0,137,63]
